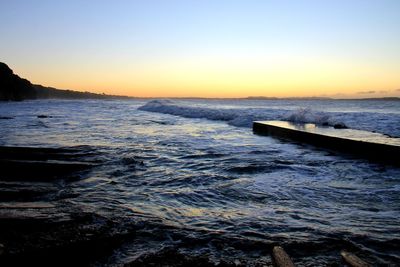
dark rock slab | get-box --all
[0,159,96,181]
[0,202,121,266]
[0,202,70,222]
[0,145,126,266]
[0,146,98,161]
[0,146,100,181]
[0,181,58,201]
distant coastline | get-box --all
[160,96,400,101]
[1,62,399,102]
[245,96,400,101]
[32,84,131,101]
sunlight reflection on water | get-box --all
[0,99,399,265]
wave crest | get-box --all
[138,100,346,128]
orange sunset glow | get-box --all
[2,1,400,98]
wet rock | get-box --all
[121,156,144,167]
[0,201,70,223]
[341,250,371,267]
[272,246,295,267]
[333,123,347,129]
[37,115,52,118]
[0,181,58,201]
[0,201,123,266]
[0,145,122,265]
[124,248,237,267]
[0,159,96,181]
[0,146,98,162]
[0,146,99,181]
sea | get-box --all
[0,99,399,265]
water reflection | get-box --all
[0,99,399,265]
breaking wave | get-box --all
[138,100,344,128]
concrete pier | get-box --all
[253,121,400,165]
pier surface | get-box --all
[253,121,400,164]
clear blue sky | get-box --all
[1,0,399,97]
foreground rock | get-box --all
[272,246,295,267]
[124,248,239,267]
[0,145,120,266]
[0,201,120,266]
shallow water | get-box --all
[0,99,399,265]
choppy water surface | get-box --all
[0,99,399,265]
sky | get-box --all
[1,0,400,98]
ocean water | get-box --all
[0,99,399,265]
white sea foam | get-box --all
[139,100,343,127]
[138,99,400,137]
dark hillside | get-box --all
[0,62,36,101]
[0,62,130,101]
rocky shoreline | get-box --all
[0,146,391,266]
[0,146,115,265]
[0,146,243,266]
